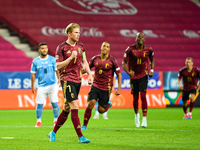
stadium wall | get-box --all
[0,71,199,110]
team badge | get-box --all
[105,63,109,68]
[95,62,98,66]
[71,93,74,98]
[78,48,81,53]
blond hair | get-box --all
[65,23,80,35]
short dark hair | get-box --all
[102,41,111,48]
[38,42,47,49]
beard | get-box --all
[41,53,47,57]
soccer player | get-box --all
[81,41,122,130]
[122,32,155,128]
[48,23,93,143]
[177,57,200,119]
[31,42,60,127]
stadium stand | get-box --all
[0,0,200,71]
[0,35,33,71]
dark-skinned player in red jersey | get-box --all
[81,41,122,130]
[122,32,155,128]
[48,23,93,143]
[177,57,200,119]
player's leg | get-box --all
[93,101,99,119]
[48,81,70,142]
[103,99,111,119]
[188,90,196,119]
[48,83,60,126]
[139,76,148,128]
[131,79,140,127]
[67,82,90,143]
[48,103,70,142]
[182,91,189,119]
[35,104,43,127]
[82,86,98,130]
[35,86,47,127]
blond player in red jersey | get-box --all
[122,32,155,128]
[48,23,93,143]
[178,57,200,119]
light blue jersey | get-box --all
[31,55,57,87]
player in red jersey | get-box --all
[178,57,200,119]
[122,32,155,128]
[81,41,122,130]
[48,23,93,143]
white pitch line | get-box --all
[0,125,199,132]
[1,137,14,139]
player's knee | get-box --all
[87,100,96,109]
[98,107,105,114]
[63,103,70,112]
[140,92,147,101]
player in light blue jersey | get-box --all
[31,42,60,127]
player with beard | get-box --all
[122,32,155,128]
[48,23,93,143]
[31,42,60,128]
[178,57,200,119]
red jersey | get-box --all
[123,44,154,79]
[178,67,200,91]
[55,41,85,83]
[89,55,121,91]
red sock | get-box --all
[83,107,92,126]
[71,109,83,138]
[133,94,139,114]
[105,104,110,112]
[53,110,69,133]
[183,105,187,114]
[141,92,147,117]
[189,102,194,112]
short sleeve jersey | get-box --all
[123,44,154,79]
[89,55,121,91]
[30,55,57,87]
[55,41,85,83]
[178,67,200,91]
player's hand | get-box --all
[149,71,153,77]
[71,51,77,59]
[88,75,93,85]
[129,70,135,77]
[115,89,121,95]
[57,80,61,87]
[179,85,183,90]
[31,87,36,94]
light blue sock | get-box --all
[36,104,43,119]
[95,101,98,111]
[52,102,59,118]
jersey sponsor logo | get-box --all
[53,0,138,15]
[41,26,104,37]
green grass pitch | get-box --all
[0,108,200,150]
